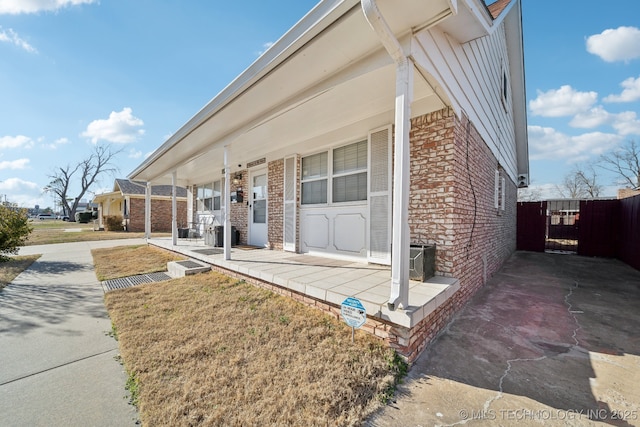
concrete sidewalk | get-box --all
[0,239,146,427]
[367,251,640,426]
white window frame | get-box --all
[196,180,222,213]
[300,139,368,207]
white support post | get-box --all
[171,170,178,246]
[223,147,232,260]
[145,182,151,239]
[389,58,413,310]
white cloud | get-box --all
[0,27,37,53]
[81,107,145,144]
[0,135,35,149]
[258,41,274,56]
[569,106,612,128]
[528,125,622,162]
[128,148,142,159]
[586,26,640,63]
[42,137,71,149]
[0,177,43,208]
[529,85,598,117]
[0,158,30,170]
[612,111,640,135]
[0,0,97,15]
[604,76,640,103]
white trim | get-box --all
[283,155,297,252]
[367,125,392,265]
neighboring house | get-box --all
[618,187,640,199]
[93,179,188,232]
[128,0,529,358]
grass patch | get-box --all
[23,219,170,246]
[0,255,41,290]
[104,271,405,426]
[92,245,185,281]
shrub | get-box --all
[75,211,93,223]
[104,215,124,231]
[0,206,32,261]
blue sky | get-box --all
[1,0,639,209]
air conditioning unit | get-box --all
[409,245,436,282]
[517,174,529,188]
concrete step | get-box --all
[167,260,211,278]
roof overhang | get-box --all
[129,0,518,186]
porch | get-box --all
[148,237,459,330]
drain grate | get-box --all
[102,272,172,293]
[127,275,153,285]
[146,272,171,281]
[177,260,205,269]
[103,278,132,291]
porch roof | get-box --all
[128,0,509,187]
[148,237,459,329]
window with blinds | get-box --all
[301,139,368,205]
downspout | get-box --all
[362,0,412,310]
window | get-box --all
[301,140,368,205]
[197,180,221,212]
[301,152,328,204]
[332,140,367,203]
[501,66,509,111]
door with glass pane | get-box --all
[249,169,268,247]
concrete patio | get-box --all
[148,237,459,329]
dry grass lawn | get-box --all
[0,255,41,290]
[105,273,405,426]
[24,219,170,246]
[92,245,185,281]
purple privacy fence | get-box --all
[619,195,640,271]
[517,195,640,271]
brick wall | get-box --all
[268,159,284,250]
[128,197,187,232]
[402,107,517,361]
[230,171,248,245]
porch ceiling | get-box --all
[130,0,455,186]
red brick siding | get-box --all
[128,197,187,232]
[268,159,284,250]
[403,107,516,361]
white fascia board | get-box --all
[128,0,359,182]
[504,0,529,178]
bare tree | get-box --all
[555,164,603,199]
[599,139,640,188]
[44,145,121,221]
[574,164,602,198]
[517,185,543,202]
[555,171,586,199]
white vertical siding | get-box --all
[413,21,519,181]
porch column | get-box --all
[172,170,178,246]
[223,146,232,260]
[145,182,151,239]
[389,58,413,310]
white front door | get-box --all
[249,169,268,247]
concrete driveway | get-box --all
[368,251,640,427]
[0,239,146,427]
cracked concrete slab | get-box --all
[367,251,640,427]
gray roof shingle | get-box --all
[115,179,187,198]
